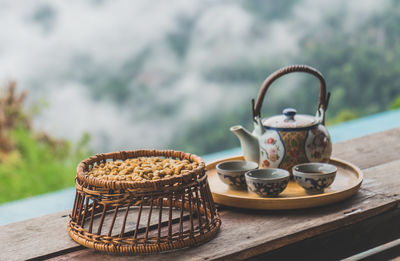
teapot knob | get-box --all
[283,108,297,121]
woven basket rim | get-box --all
[76,149,205,190]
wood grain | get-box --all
[1,128,400,261]
[0,207,184,261]
[249,209,400,260]
[48,192,397,261]
[361,158,400,199]
[332,128,400,170]
[0,210,79,261]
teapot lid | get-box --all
[262,108,318,130]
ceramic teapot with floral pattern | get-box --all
[230,65,332,171]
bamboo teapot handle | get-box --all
[252,65,330,124]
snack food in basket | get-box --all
[88,157,199,181]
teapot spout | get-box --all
[230,125,260,164]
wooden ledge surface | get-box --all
[1,128,400,261]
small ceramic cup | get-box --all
[216,160,258,190]
[245,168,290,197]
[292,163,337,194]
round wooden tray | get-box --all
[207,156,363,210]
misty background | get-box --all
[0,0,399,156]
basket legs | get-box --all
[68,183,221,254]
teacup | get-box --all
[216,160,258,190]
[292,163,337,194]
[245,168,290,197]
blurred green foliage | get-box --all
[389,95,400,109]
[326,110,359,126]
[293,0,400,120]
[0,127,90,203]
[0,83,91,203]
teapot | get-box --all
[231,65,332,171]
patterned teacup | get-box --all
[216,160,258,190]
[292,163,337,194]
[245,168,290,197]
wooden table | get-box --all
[1,128,400,260]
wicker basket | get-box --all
[68,150,221,254]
